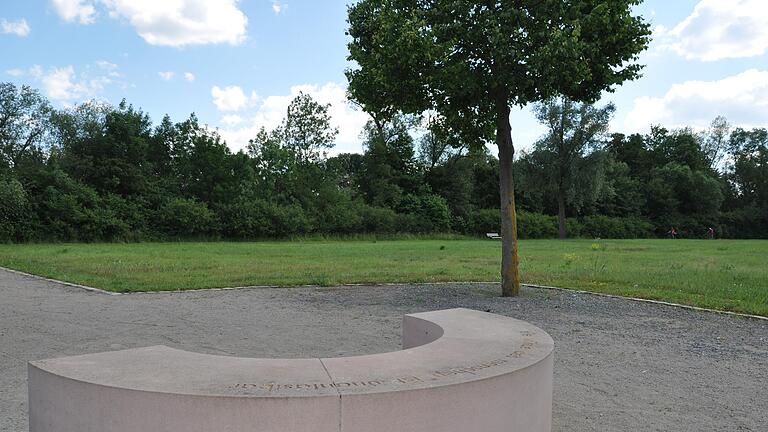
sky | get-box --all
[1,0,768,155]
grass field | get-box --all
[0,239,765,316]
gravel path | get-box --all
[1,268,766,431]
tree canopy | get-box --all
[347,0,651,141]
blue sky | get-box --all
[1,0,767,155]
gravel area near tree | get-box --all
[1,268,766,431]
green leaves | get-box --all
[282,92,338,164]
[0,83,52,169]
[346,0,651,142]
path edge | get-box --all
[0,266,119,296]
[2,266,766,321]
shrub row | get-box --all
[1,174,760,242]
[0,183,455,242]
[467,210,655,239]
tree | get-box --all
[346,0,650,296]
[171,114,238,205]
[728,129,768,208]
[701,116,730,171]
[647,126,709,173]
[418,114,465,171]
[281,92,338,164]
[606,132,649,177]
[358,115,422,208]
[0,83,52,171]
[532,98,615,238]
[0,177,31,241]
[247,93,341,208]
[645,162,723,233]
[54,100,153,196]
[593,155,646,218]
[720,128,768,237]
[247,127,296,201]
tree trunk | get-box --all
[495,92,521,297]
[557,186,567,239]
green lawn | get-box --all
[0,239,766,316]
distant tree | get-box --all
[54,100,152,196]
[326,152,365,190]
[606,133,650,177]
[358,115,422,208]
[728,128,768,209]
[171,114,238,204]
[149,115,176,179]
[593,155,646,217]
[417,114,466,171]
[722,128,768,237]
[700,116,731,170]
[0,83,52,171]
[0,177,31,241]
[532,98,615,238]
[347,0,651,296]
[646,162,723,228]
[470,150,500,211]
[647,126,710,173]
[281,92,338,164]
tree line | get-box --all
[0,81,766,242]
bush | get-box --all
[359,205,398,233]
[467,209,559,239]
[518,212,558,239]
[271,203,313,237]
[0,178,32,242]
[99,194,147,240]
[394,212,427,233]
[315,200,364,234]
[216,199,271,239]
[651,214,723,239]
[215,199,314,239]
[467,208,500,234]
[34,169,131,242]
[578,215,654,239]
[719,207,768,239]
[157,198,218,238]
[398,194,452,233]
[467,209,656,239]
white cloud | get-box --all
[220,115,243,126]
[211,85,256,112]
[184,72,195,82]
[96,60,121,77]
[625,69,768,131]
[29,65,43,79]
[216,82,370,154]
[657,0,768,61]
[29,63,119,103]
[158,71,175,81]
[272,1,286,14]
[101,0,247,47]
[51,0,97,24]
[41,67,90,102]
[51,0,247,47]
[1,19,31,37]
[6,68,25,77]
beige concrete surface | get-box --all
[28,309,553,432]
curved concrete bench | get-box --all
[29,308,554,432]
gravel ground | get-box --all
[1,268,766,431]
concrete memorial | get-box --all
[29,308,554,431]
